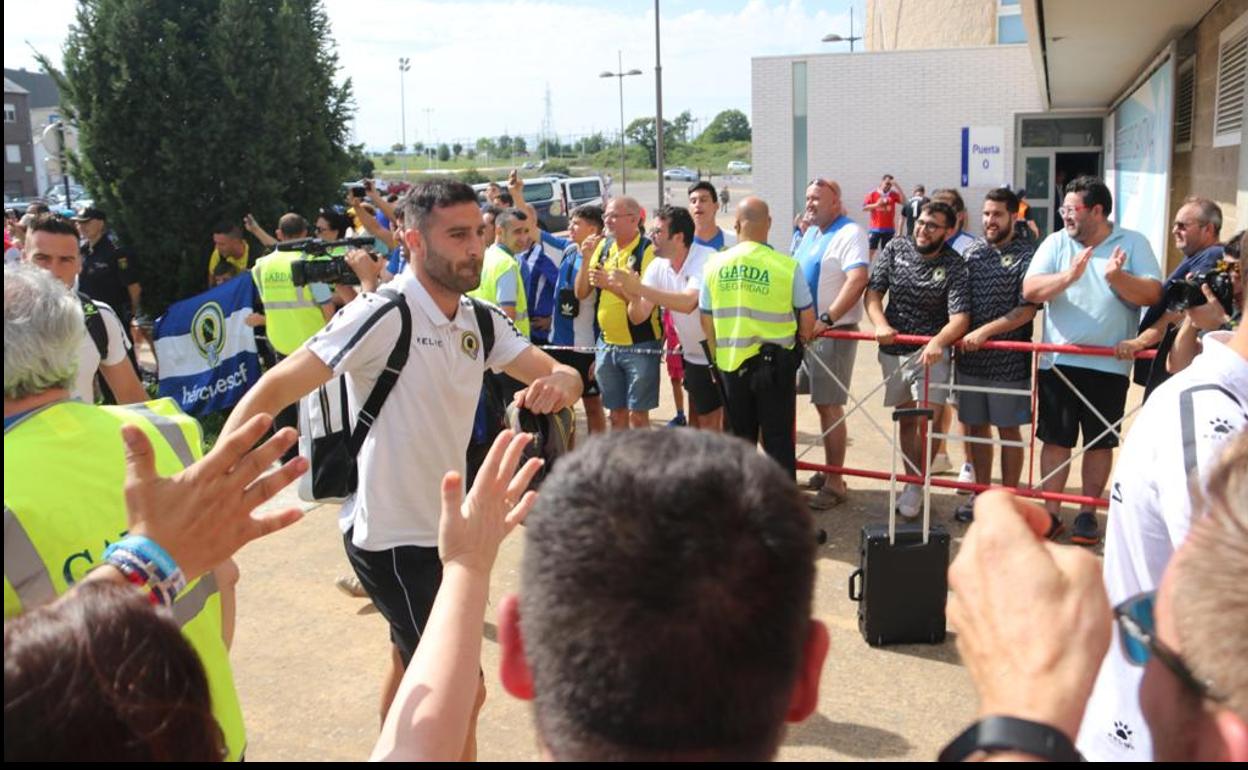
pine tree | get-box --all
[45,0,354,313]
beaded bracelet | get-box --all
[102,535,187,606]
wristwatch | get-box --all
[939,716,1081,763]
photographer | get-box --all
[1167,232,1243,375]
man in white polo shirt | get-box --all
[793,178,869,509]
[220,179,581,760]
[608,205,722,430]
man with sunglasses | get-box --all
[944,430,1247,762]
[1022,176,1163,545]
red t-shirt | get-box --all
[864,189,902,232]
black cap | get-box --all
[72,206,106,222]
[504,404,575,491]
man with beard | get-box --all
[1022,176,1162,545]
[220,180,581,760]
[865,200,970,518]
[951,188,1038,522]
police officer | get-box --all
[3,263,248,761]
[700,197,815,476]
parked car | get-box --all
[663,166,699,182]
[472,175,606,232]
[726,160,752,173]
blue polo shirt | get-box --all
[1025,225,1162,376]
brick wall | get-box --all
[752,45,1044,248]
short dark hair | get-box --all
[496,191,515,207]
[520,430,816,761]
[570,204,604,231]
[400,179,482,234]
[211,222,244,238]
[495,207,528,231]
[656,205,695,249]
[984,187,1020,214]
[26,213,79,239]
[314,207,352,239]
[3,581,223,761]
[1223,230,1245,260]
[930,188,965,214]
[482,204,505,221]
[277,213,308,239]
[26,202,50,215]
[920,200,958,229]
[1065,176,1113,218]
[687,180,718,204]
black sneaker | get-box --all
[954,495,976,523]
[1071,511,1100,545]
[1045,512,1065,541]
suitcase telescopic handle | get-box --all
[848,568,863,602]
[892,407,934,422]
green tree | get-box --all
[701,109,751,143]
[381,152,396,166]
[625,117,676,168]
[496,134,513,157]
[412,141,425,156]
[465,147,477,160]
[671,110,693,144]
[513,136,527,155]
[391,142,406,153]
[581,132,606,154]
[475,136,495,157]
[437,143,451,162]
[451,142,463,159]
[346,143,374,178]
[45,0,353,313]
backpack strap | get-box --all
[469,297,496,362]
[78,292,109,360]
[626,235,652,274]
[347,289,411,456]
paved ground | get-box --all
[226,194,1137,760]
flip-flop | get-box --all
[808,485,849,510]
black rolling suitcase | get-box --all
[848,407,949,646]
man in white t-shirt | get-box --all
[608,205,722,430]
[21,213,146,405]
[793,178,869,509]
[1076,316,1248,761]
[221,179,582,760]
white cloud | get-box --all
[6,0,855,150]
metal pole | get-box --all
[399,58,410,180]
[618,51,627,195]
[654,0,664,210]
[58,121,70,204]
[850,6,855,52]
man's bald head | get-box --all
[735,197,772,243]
[605,197,641,242]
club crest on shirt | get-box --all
[461,330,480,360]
[1001,253,1016,269]
[932,266,947,284]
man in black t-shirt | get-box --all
[953,188,1039,522]
[865,200,970,517]
[901,185,928,238]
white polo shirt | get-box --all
[75,297,131,403]
[641,243,715,365]
[306,270,529,551]
[793,216,869,327]
[1076,331,1248,762]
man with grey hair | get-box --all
[21,214,147,405]
[3,263,83,413]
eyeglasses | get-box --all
[1058,205,1089,218]
[1114,591,1226,704]
[915,219,948,232]
[808,178,836,191]
[1171,220,1204,232]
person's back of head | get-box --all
[3,581,223,761]
[3,262,83,401]
[508,430,825,761]
[736,196,772,244]
[277,212,309,241]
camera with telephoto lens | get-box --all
[277,236,378,286]
[1163,259,1236,314]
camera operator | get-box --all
[1167,232,1243,375]
[1117,197,1228,395]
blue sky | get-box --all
[5,0,863,150]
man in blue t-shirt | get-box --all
[1022,176,1162,546]
[550,204,607,434]
[687,181,736,252]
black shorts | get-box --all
[343,528,442,667]
[549,348,600,397]
[868,230,895,250]
[1036,365,1129,450]
[682,358,723,413]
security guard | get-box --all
[470,206,531,338]
[3,263,246,760]
[700,197,815,476]
[250,213,337,356]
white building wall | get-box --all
[752,45,1044,249]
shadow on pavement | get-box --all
[785,711,913,757]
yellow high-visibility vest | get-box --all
[704,241,799,372]
[253,250,329,355]
[470,244,530,337]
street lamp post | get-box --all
[600,52,642,195]
[423,108,435,170]
[821,5,862,51]
[399,57,410,179]
[654,0,664,211]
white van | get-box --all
[474,175,606,233]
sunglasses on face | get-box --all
[1114,591,1226,704]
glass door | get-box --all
[1019,151,1054,239]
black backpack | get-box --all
[78,293,110,361]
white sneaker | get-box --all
[956,462,976,495]
[930,453,953,475]
[335,574,368,598]
[896,484,922,519]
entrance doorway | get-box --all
[1015,114,1105,238]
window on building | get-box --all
[1174,57,1195,153]
[1213,11,1248,148]
[3,103,15,123]
[997,0,1025,45]
[6,144,22,164]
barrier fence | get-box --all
[796,330,1157,510]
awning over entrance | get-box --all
[1021,0,1220,108]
